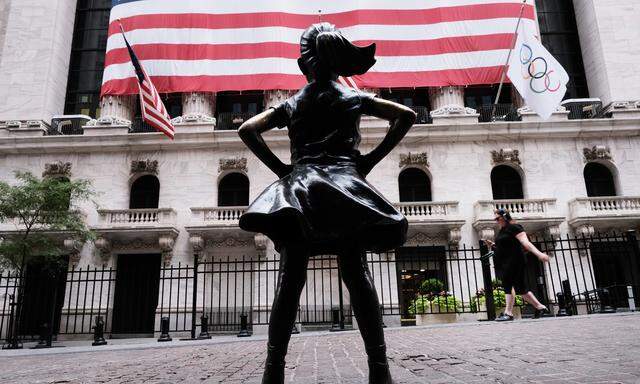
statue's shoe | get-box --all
[368,361,394,384]
[261,361,285,384]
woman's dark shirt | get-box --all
[495,223,526,266]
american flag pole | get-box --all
[116,19,175,139]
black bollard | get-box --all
[561,280,575,316]
[556,292,569,317]
[198,315,211,340]
[598,288,616,313]
[33,323,49,348]
[92,316,107,346]
[237,313,251,337]
[330,308,343,332]
[158,316,172,342]
[291,323,300,334]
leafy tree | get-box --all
[0,171,95,272]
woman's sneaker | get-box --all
[495,313,514,322]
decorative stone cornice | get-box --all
[171,113,216,125]
[206,236,252,248]
[64,238,83,264]
[517,105,567,114]
[399,152,429,168]
[491,148,521,166]
[86,116,132,126]
[430,104,477,117]
[189,234,205,252]
[112,238,157,250]
[478,227,495,241]
[405,232,444,245]
[219,157,248,173]
[583,145,612,162]
[5,120,45,129]
[447,228,462,246]
[43,161,72,178]
[131,159,159,175]
[254,234,269,258]
[545,225,561,240]
[159,233,177,265]
[610,100,640,110]
[94,237,112,261]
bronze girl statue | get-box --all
[238,23,416,384]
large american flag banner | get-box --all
[120,25,175,138]
[102,0,537,96]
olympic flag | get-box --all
[507,23,569,120]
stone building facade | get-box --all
[1,0,639,338]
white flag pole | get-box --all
[492,0,528,112]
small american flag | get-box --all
[119,21,175,139]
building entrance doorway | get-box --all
[395,246,447,325]
[590,241,640,309]
[19,258,68,338]
[111,254,161,336]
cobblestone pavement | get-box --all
[1,313,639,384]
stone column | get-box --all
[428,86,479,124]
[264,90,295,109]
[97,95,135,125]
[177,92,216,123]
[429,86,465,111]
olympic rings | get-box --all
[518,44,561,93]
[528,57,547,79]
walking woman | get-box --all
[238,23,416,384]
[484,209,550,321]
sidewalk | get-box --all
[1,312,639,383]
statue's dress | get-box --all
[239,81,407,255]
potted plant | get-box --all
[411,294,460,325]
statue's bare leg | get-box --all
[262,245,309,384]
[338,245,393,384]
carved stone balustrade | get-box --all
[394,201,465,245]
[473,198,564,240]
[92,208,179,261]
[568,196,640,233]
[185,206,256,252]
[190,206,248,227]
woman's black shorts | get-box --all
[502,262,527,294]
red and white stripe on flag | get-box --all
[102,0,537,96]
[138,68,175,139]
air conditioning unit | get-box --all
[50,115,92,135]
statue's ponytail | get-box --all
[299,23,376,80]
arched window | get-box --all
[218,173,249,206]
[130,175,160,209]
[584,163,616,197]
[399,168,431,202]
[491,165,524,200]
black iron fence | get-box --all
[2,231,639,344]
[477,104,521,123]
[409,106,432,124]
[216,112,257,130]
[130,117,159,133]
